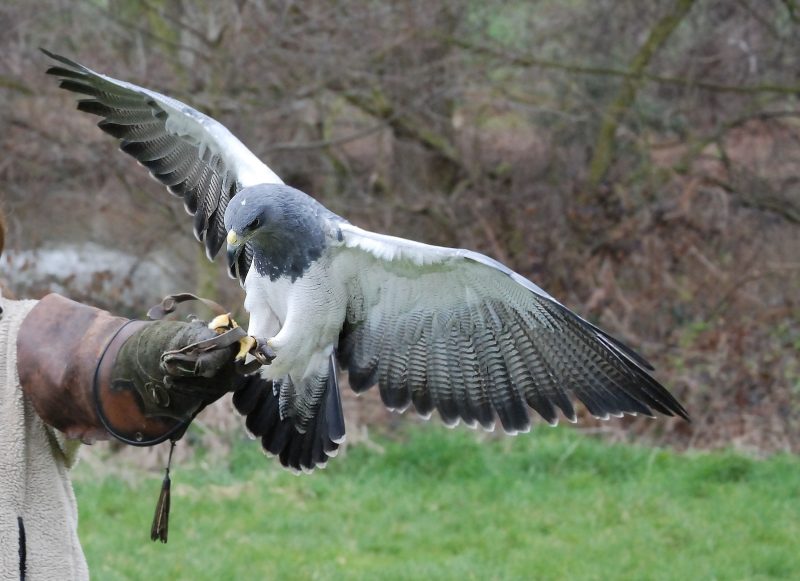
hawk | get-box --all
[44,50,688,472]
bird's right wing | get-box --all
[43,50,282,282]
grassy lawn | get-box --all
[73,427,799,580]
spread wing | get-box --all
[336,224,688,432]
[43,49,281,283]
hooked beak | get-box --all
[226,230,243,267]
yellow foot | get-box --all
[207,314,256,362]
[236,335,257,361]
[208,313,239,333]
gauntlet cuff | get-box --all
[18,294,185,445]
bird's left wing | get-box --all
[43,50,281,281]
[335,223,688,433]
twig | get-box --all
[263,121,388,153]
[448,36,800,96]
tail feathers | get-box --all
[325,355,346,443]
[232,355,345,472]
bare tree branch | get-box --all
[589,0,697,188]
[336,86,464,173]
[263,121,388,153]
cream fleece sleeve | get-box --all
[0,293,89,581]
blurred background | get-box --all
[0,1,799,577]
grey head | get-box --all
[225,183,339,282]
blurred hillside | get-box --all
[1,0,798,454]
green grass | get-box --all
[73,428,800,580]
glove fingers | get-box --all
[162,346,235,378]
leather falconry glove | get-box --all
[17,293,243,446]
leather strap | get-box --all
[147,293,228,321]
[93,320,191,446]
[148,293,263,374]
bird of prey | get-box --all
[44,50,688,472]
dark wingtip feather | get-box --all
[549,301,656,372]
[203,225,223,261]
[77,99,113,117]
[551,303,688,421]
[640,373,690,421]
[119,139,151,157]
[58,79,99,97]
[525,391,559,425]
[41,48,83,70]
[193,208,209,242]
[97,120,129,139]
[45,65,85,80]
[592,325,656,371]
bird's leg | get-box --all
[252,338,277,365]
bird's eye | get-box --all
[247,217,261,231]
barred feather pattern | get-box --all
[43,50,281,284]
[336,250,688,432]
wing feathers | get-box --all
[44,49,281,282]
[204,195,229,261]
[427,334,460,426]
[97,119,163,140]
[380,334,412,411]
[345,316,386,393]
[504,306,569,423]
[335,227,688,434]
[473,310,530,434]
[445,330,476,428]
[407,340,434,418]
[459,332,495,429]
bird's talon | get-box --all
[209,313,239,334]
[235,335,257,361]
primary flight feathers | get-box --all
[41,48,280,275]
[45,50,688,472]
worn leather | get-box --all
[17,294,182,444]
[110,320,240,422]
